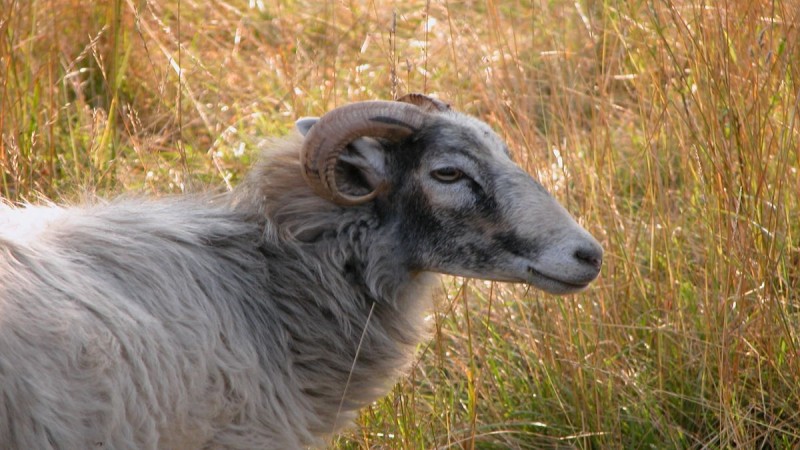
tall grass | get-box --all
[2,0,799,448]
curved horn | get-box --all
[300,101,428,205]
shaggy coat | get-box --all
[0,144,431,449]
[0,101,602,449]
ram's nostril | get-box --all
[574,246,603,271]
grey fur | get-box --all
[0,99,602,449]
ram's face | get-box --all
[297,96,602,295]
[388,115,602,295]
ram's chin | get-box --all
[523,266,593,295]
[526,273,589,295]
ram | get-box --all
[0,94,602,449]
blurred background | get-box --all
[2,0,799,448]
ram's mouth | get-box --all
[526,266,591,295]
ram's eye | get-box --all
[431,168,464,183]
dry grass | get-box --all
[2,0,799,448]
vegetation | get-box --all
[2,0,798,447]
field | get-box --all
[2,0,799,448]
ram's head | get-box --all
[297,94,602,294]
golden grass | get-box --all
[2,0,799,448]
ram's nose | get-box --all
[570,239,604,283]
[574,242,603,271]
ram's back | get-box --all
[0,198,273,449]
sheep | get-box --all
[0,93,603,449]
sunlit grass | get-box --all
[2,0,799,448]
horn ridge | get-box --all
[396,93,451,113]
[368,116,420,130]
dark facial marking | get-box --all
[493,231,541,258]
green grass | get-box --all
[2,0,799,448]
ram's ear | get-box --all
[297,116,387,198]
[296,117,319,136]
[335,137,387,196]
